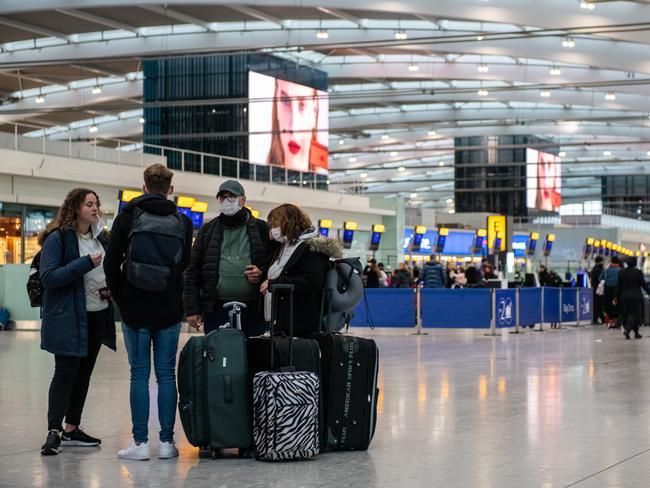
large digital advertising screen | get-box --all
[527,148,561,212]
[248,71,329,174]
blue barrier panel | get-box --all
[351,289,416,327]
[519,288,542,326]
[579,288,593,322]
[562,288,578,323]
[543,287,561,323]
[495,289,517,328]
[421,289,492,328]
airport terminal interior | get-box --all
[2,1,650,486]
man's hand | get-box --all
[244,265,262,284]
[260,279,269,295]
[187,315,202,331]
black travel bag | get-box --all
[313,331,379,452]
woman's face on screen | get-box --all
[276,79,317,171]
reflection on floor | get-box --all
[1,326,650,487]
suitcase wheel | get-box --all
[239,447,255,459]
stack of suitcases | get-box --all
[178,283,380,461]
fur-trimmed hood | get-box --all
[306,236,344,259]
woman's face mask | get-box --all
[220,197,242,216]
[270,227,287,243]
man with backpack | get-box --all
[104,164,192,461]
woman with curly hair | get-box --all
[39,188,116,456]
[260,203,342,337]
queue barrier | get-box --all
[351,286,593,331]
[421,289,492,329]
[350,288,416,328]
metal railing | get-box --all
[0,122,328,191]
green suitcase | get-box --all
[178,304,252,458]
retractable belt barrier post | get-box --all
[576,288,581,327]
[411,287,428,336]
[485,288,498,337]
[558,287,564,330]
[537,287,545,332]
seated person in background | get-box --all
[260,204,342,338]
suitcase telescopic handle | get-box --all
[270,283,295,369]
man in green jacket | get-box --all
[183,180,277,336]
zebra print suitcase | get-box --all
[252,283,320,461]
[253,370,320,461]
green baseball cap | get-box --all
[217,180,245,197]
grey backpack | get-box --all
[126,208,186,292]
[319,257,365,333]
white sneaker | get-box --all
[118,440,150,461]
[159,441,179,459]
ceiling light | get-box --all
[605,91,616,101]
[394,30,408,40]
[139,117,145,124]
[91,85,102,95]
[646,151,650,157]
[407,63,419,72]
[360,172,368,178]
[338,139,345,145]
[550,66,561,76]
[381,134,390,140]
[398,166,406,172]
[89,124,98,133]
[410,192,418,198]
[559,151,566,157]
[349,156,358,163]
[35,95,45,104]
[562,37,575,48]
[438,161,445,166]
[603,150,612,156]
[477,63,489,73]
[540,90,551,98]
[448,209,456,214]
[428,130,437,136]
[477,89,489,96]
[446,198,454,204]
[390,151,398,157]
[580,1,595,9]
[316,29,329,39]
[476,35,484,41]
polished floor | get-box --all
[1,325,650,487]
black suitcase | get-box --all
[314,332,379,451]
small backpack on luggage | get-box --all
[252,284,320,461]
[177,302,252,458]
[126,208,186,292]
[319,257,364,333]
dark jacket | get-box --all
[365,269,380,288]
[615,267,650,301]
[420,261,446,288]
[269,236,342,338]
[104,194,193,330]
[393,269,412,288]
[590,263,604,289]
[183,208,276,317]
[40,227,116,357]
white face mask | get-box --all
[220,198,242,216]
[270,227,286,243]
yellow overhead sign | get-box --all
[487,215,507,251]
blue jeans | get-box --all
[122,322,181,443]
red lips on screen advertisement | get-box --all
[288,141,301,154]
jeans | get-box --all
[204,300,266,337]
[122,322,181,443]
[47,308,107,431]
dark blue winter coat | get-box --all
[40,227,116,357]
[420,261,447,288]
